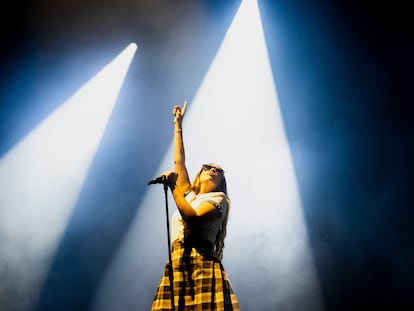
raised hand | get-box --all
[173,101,187,126]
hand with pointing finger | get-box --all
[173,101,187,126]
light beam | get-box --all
[0,43,137,311]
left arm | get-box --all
[162,171,217,219]
[172,188,217,219]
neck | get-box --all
[199,182,216,194]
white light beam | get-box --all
[0,43,137,311]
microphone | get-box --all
[147,175,167,185]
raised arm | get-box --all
[173,101,191,191]
[163,102,217,219]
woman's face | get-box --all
[199,163,224,191]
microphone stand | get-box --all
[148,177,175,310]
[159,182,175,310]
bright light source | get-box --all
[0,43,137,311]
[93,2,323,310]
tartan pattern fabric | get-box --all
[151,239,240,310]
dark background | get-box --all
[1,0,412,310]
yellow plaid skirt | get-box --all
[151,239,240,310]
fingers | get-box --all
[162,171,178,178]
[172,101,188,126]
[161,170,178,189]
[182,101,187,116]
[172,102,187,115]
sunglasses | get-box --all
[202,164,224,175]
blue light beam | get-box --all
[0,43,137,311]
